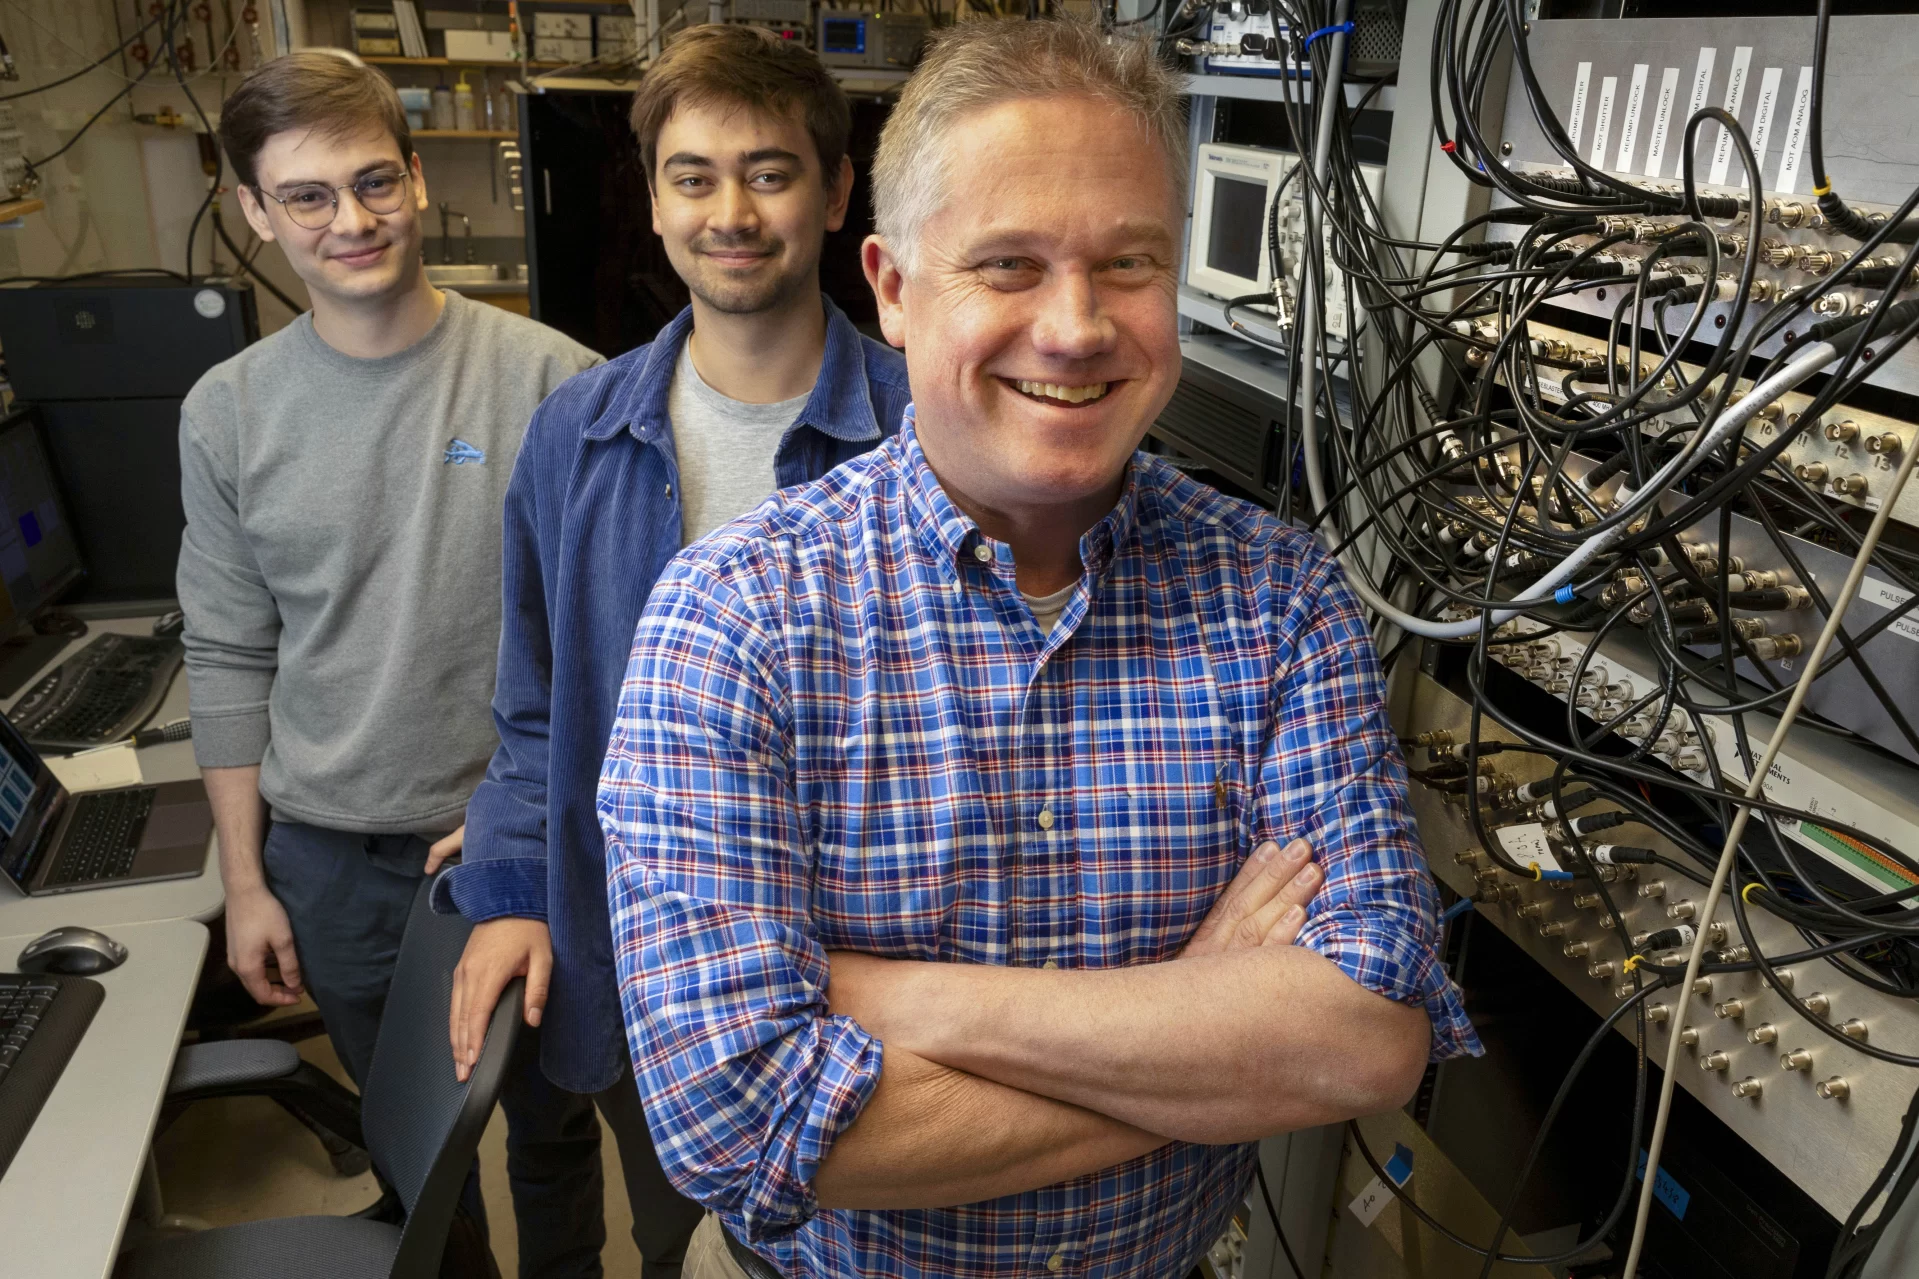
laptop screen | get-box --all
[0,710,59,890]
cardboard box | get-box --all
[442,28,517,60]
[533,12,593,38]
[424,9,508,30]
[597,13,640,55]
[535,35,594,63]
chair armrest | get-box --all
[166,1040,303,1095]
[166,1041,367,1150]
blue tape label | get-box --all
[1383,1143,1415,1187]
[1636,1150,1691,1221]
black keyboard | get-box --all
[0,972,103,1178]
[9,633,183,751]
[43,788,156,887]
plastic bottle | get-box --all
[453,72,477,132]
[397,86,431,131]
[430,82,455,131]
[495,88,516,132]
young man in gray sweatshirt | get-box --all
[175,52,635,1277]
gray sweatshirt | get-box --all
[177,290,601,833]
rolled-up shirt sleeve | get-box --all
[1254,554,1481,1061]
[598,560,883,1242]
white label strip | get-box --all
[1616,64,1650,173]
[1777,65,1815,194]
[1744,66,1783,183]
[1685,47,1717,172]
[1709,46,1753,185]
[1644,67,1681,177]
[1590,76,1618,167]
[1567,60,1593,152]
[1861,576,1919,644]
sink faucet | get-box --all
[437,202,474,265]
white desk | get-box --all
[0,615,224,936]
[0,917,208,1279]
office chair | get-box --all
[116,875,524,1279]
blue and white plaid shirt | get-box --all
[600,408,1479,1279]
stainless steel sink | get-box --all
[424,263,512,285]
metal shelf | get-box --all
[365,56,568,68]
[1179,333,1293,405]
[1178,284,1288,349]
[521,66,908,94]
[1182,74,1396,110]
[1176,289,1354,406]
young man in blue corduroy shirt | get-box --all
[427,26,908,1278]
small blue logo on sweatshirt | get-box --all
[443,438,486,465]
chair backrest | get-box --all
[361,873,524,1279]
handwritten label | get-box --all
[1644,67,1681,176]
[1708,46,1753,185]
[1348,1142,1415,1228]
[1348,1178,1392,1227]
[1616,64,1650,173]
[1567,60,1593,152]
[1638,1151,1692,1221]
[1777,66,1815,194]
[1495,822,1562,874]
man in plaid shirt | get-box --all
[598,19,1479,1279]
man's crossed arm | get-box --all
[812,837,1429,1210]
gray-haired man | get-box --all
[599,19,1479,1279]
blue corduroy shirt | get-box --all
[433,297,910,1093]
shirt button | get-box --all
[664,485,673,498]
[1046,1253,1064,1272]
[1037,807,1054,830]
[973,543,993,563]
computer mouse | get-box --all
[16,925,128,976]
[152,609,186,638]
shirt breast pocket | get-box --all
[1082,709,1248,965]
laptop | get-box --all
[0,709,211,896]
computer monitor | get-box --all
[1186,142,1294,303]
[0,406,82,631]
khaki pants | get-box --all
[684,1214,752,1279]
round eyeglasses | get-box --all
[256,169,411,231]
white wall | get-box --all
[1,2,316,332]
[1,0,537,334]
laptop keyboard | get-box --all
[43,788,155,887]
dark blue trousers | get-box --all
[262,819,698,1278]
